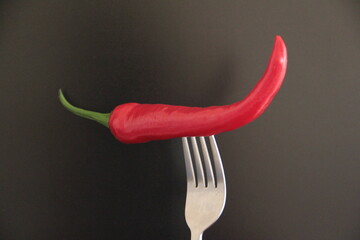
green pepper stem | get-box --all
[58,89,110,128]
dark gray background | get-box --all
[0,1,359,239]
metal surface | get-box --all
[182,136,227,240]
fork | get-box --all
[182,135,227,240]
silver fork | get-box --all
[182,135,227,240]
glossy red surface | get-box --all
[109,36,287,143]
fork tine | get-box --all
[183,135,227,239]
[209,135,225,187]
[190,137,205,187]
[199,137,215,188]
[182,137,196,187]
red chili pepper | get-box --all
[59,36,287,144]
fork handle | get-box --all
[191,231,203,240]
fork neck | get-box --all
[191,231,203,240]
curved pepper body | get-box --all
[109,36,287,143]
[59,36,287,144]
